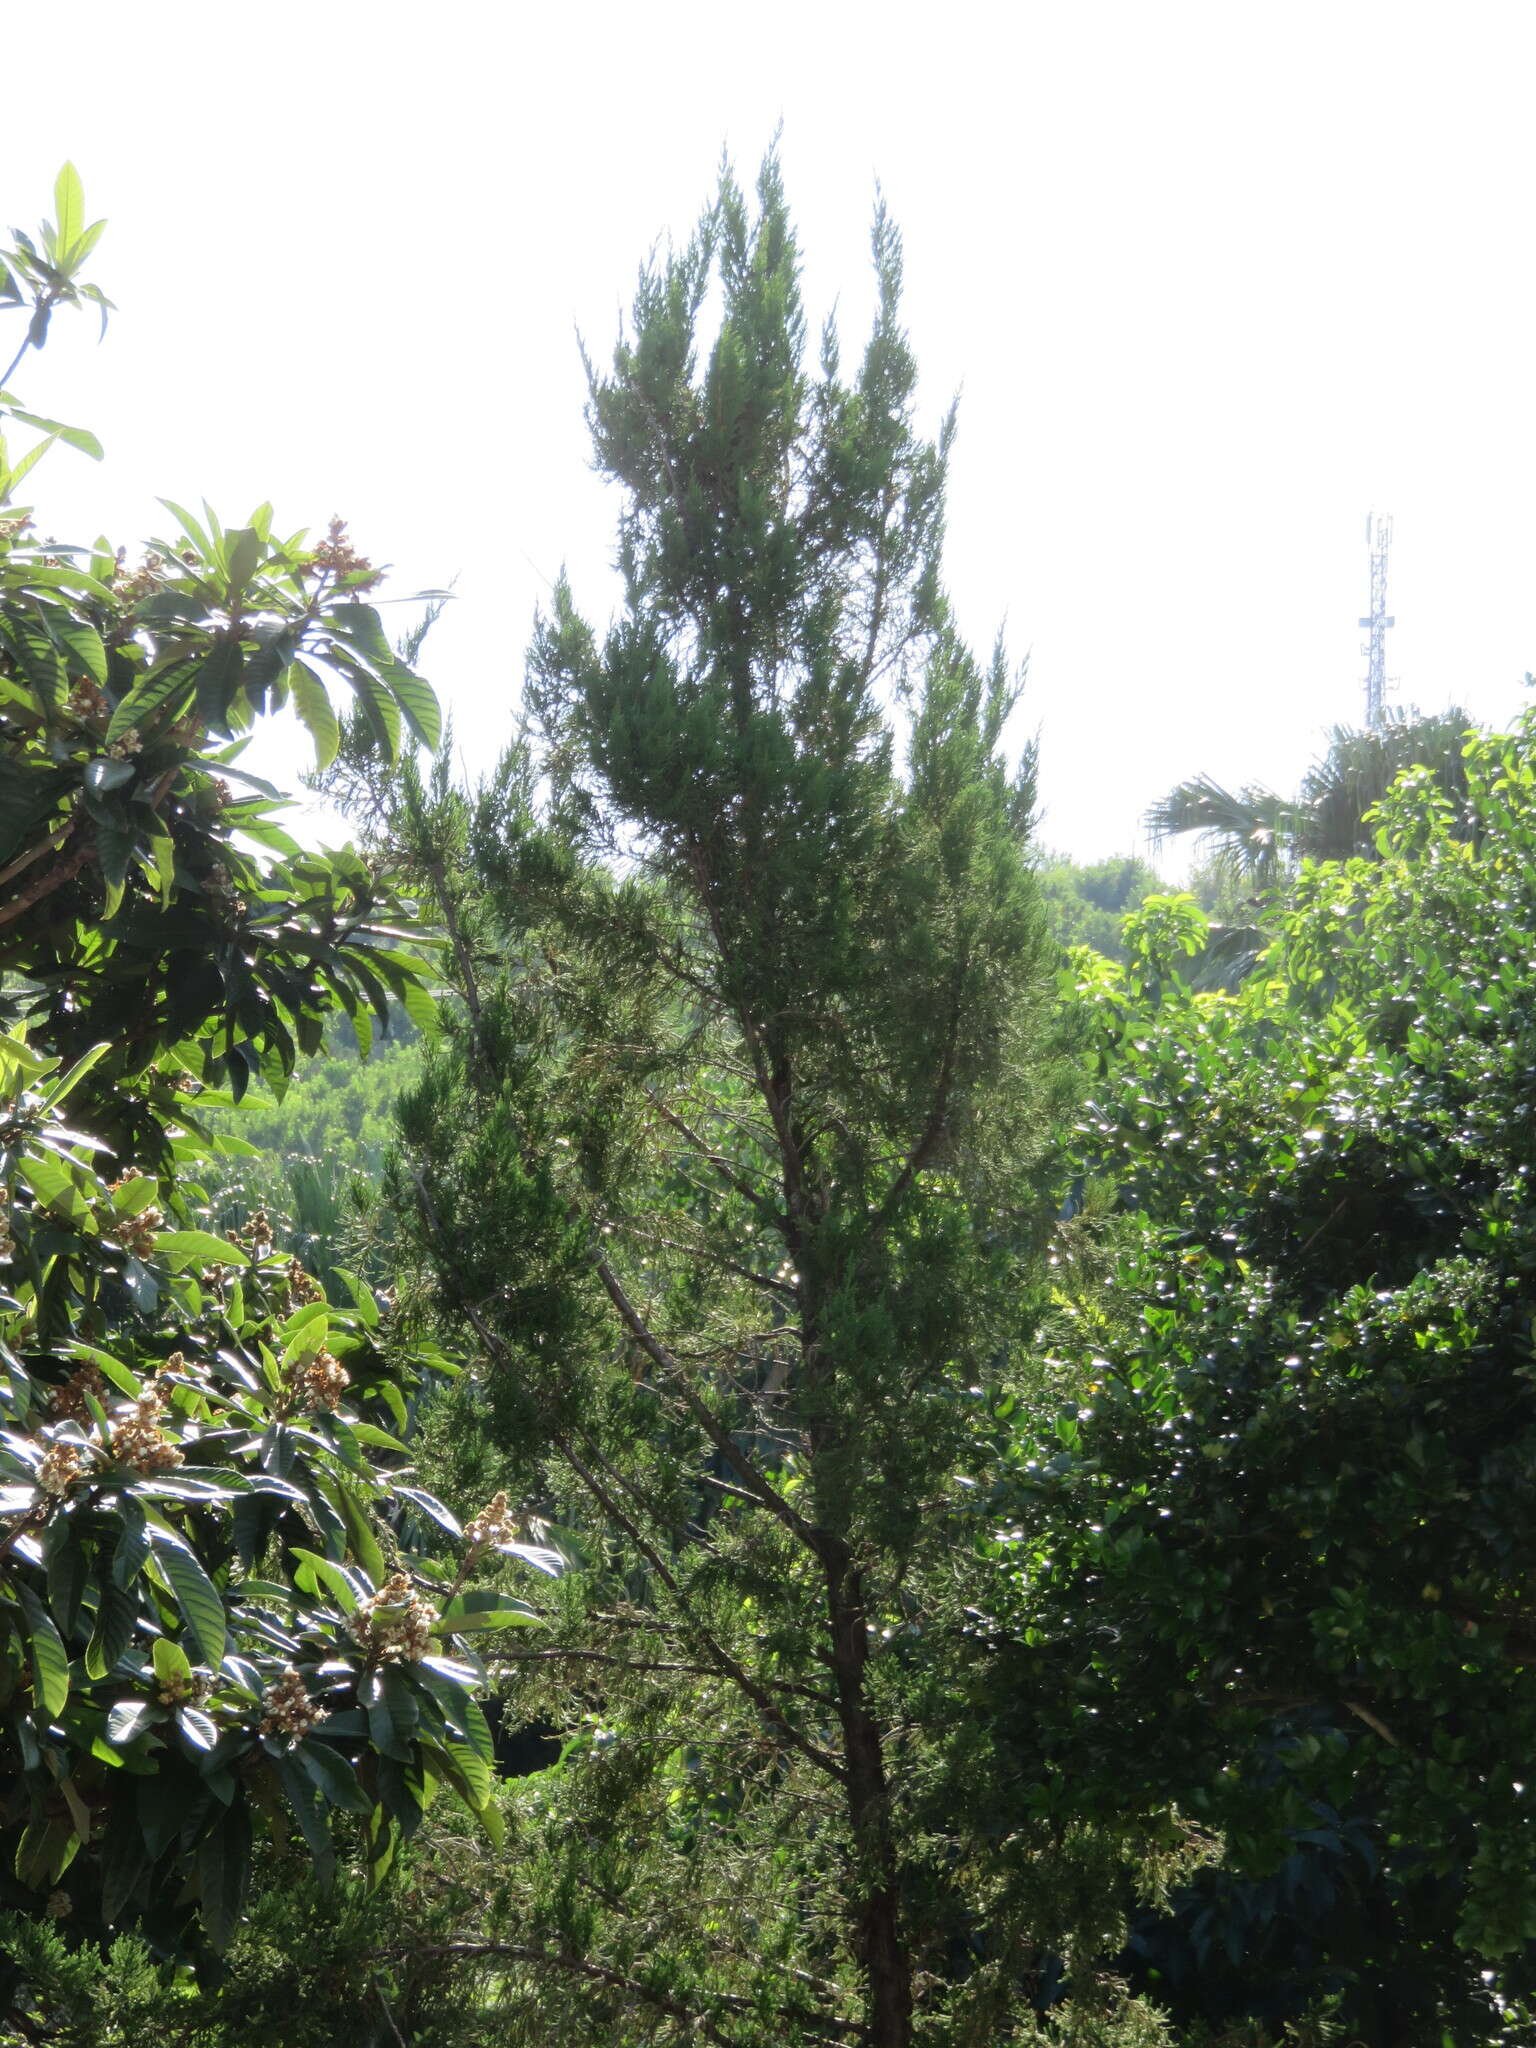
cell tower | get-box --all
[1359,513,1395,728]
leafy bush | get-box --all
[0,169,531,1987]
[978,726,1536,2039]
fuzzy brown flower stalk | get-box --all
[302,516,384,594]
[48,1362,106,1424]
[156,1667,209,1708]
[241,1207,274,1256]
[285,1256,324,1307]
[65,678,108,727]
[116,1206,163,1258]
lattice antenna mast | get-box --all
[1359,513,1395,728]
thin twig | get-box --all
[594,1255,820,1553]
[372,1979,408,2048]
[404,1162,845,1784]
[641,1085,784,1223]
[383,1941,867,2044]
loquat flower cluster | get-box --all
[282,1345,350,1415]
[464,1490,519,1550]
[109,1382,183,1476]
[302,515,384,594]
[285,1256,325,1307]
[48,1362,106,1424]
[349,1573,437,1665]
[37,1437,91,1496]
[260,1665,323,1742]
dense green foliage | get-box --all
[362,161,1155,2048]
[6,158,1534,2048]
[977,738,1536,2039]
[199,1020,422,1297]
[0,172,523,2016]
[1037,855,1160,961]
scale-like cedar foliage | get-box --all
[385,161,1129,2047]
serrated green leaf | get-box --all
[287,1547,362,1614]
[435,1589,543,1634]
[38,1041,111,1112]
[85,756,135,794]
[398,976,440,1039]
[393,1486,461,1539]
[152,1636,192,1689]
[331,1476,387,1587]
[333,1269,379,1327]
[106,657,198,742]
[17,1150,95,1230]
[157,498,213,558]
[43,613,107,682]
[269,1751,336,1887]
[290,659,341,770]
[6,410,103,461]
[337,660,401,763]
[178,1706,218,1753]
[16,1816,77,1890]
[154,1229,245,1270]
[86,1582,136,1679]
[327,606,442,751]
[17,1584,70,1718]
[148,1528,226,1668]
[224,527,262,593]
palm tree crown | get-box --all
[1147,707,1475,884]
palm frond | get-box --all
[1144,776,1293,882]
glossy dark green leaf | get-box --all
[362,1664,418,1761]
[436,1588,543,1633]
[394,1486,461,1539]
[100,1802,149,1925]
[196,1798,251,1953]
[178,1706,218,1753]
[148,1528,226,1669]
[84,756,135,794]
[112,1501,150,1589]
[193,636,244,728]
[270,1750,335,1887]
[105,657,198,742]
[106,1698,160,1747]
[287,1547,363,1614]
[86,1581,137,1678]
[297,1736,372,1814]
[137,1767,196,1860]
[17,1584,70,1718]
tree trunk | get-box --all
[825,1547,913,2048]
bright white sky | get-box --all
[4,2,1534,866]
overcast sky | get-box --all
[4,2,1534,865]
